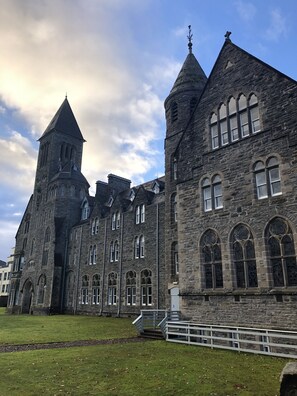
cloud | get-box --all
[234,0,256,22]
[0,131,37,194]
[0,220,18,260]
[0,105,6,114]
[265,8,288,42]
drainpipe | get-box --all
[117,212,124,317]
[60,226,68,313]
[156,203,159,309]
[100,218,108,315]
[74,227,82,315]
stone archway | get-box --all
[21,279,33,314]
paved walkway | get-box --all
[0,336,152,353]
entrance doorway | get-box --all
[22,280,33,314]
[170,287,179,311]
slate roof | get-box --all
[170,52,207,95]
[40,98,85,141]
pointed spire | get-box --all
[40,98,85,141]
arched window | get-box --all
[37,275,46,304]
[126,271,136,306]
[44,227,51,243]
[116,211,121,229]
[201,230,223,289]
[30,238,35,255]
[231,224,258,288]
[42,227,51,266]
[210,93,261,149]
[108,272,117,305]
[140,235,145,258]
[135,205,140,224]
[254,156,281,199]
[110,242,115,262]
[210,113,218,149]
[171,242,179,277]
[202,175,223,212]
[111,213,116,230]
[81,275,89,304]
[114,240,119,262]
[141,269,152,306]
[171,193,177,223]
[140,204,145,223]
[91,218,99,235]
[92,274,100,305]
[81,201,90,220]
[134,237,140,259]
[89,245,96,265]
[266,217,297,287]
[171,101,178,123]
[172,156,178,181]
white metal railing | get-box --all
[166,322,297,359]
[132,310,167,334]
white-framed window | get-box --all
[140,235,145,258]
[126,271,136,306]
[202,175,223,212]
[171,242,179,276]
[171,193,178,223]
[140,204,145,223]
[111,213,116,230]
[91,217,99,235]
[81,275,89,304]
[110,242,115,262]
[210,93,261,149]
[81,201,90,220]
[92,274,100,305]
[114,240,119,262]
[135,206,140,224]
[89,245,97,265]
[107,272,117,305]
[116,212,120,229]
[141,269,152,306]
[134,236,140,259]
[254,157,281,199]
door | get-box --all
[170,287,179,311]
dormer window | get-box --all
[129,189,136,202]
[152,182,160,194]
[81,200,90,220]
[106,196,114,207]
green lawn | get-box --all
[0,308,136,344]
[0,308,290,395]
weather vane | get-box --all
[187,25,193,53]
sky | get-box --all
[0,0,296,261]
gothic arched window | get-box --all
[141,269,152,306]
[126,271,136,306]
[201,229,223,289]
[231,224,258,288]
[266,217,297,287]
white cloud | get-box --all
[234,0,256,22]
[265,9,288,42]
[0,130,37,194]
[0,220,18,259]
[0,105,6,114]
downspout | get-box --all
[117,212,124,317]
[60,225,69,313]
[156,203,159,309]
[100,218,108,315]
[74,227,83,315]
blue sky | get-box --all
[0,0,296,260]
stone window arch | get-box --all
[231,224,258,288]
[81,275,89,304]
[107,272,117,305]
[126,271,136,306]
[141,269,152,306]
[201,229,223,289]
[266,217,297,287]
[92,274,100,305]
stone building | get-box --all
[8,34,297,330]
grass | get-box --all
[0,308,136,344]
[0,308,290,395]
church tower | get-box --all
[10,98,89,314]
[164,27,207,307]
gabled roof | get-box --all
[169,52,207,96]
[39,98,85,141]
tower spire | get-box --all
[187,25,193,54]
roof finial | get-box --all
[224,31,232,41]
[65,92,67,99]
[187,25,193,53]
